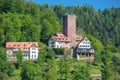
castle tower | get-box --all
[63,15,76,38]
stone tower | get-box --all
[63,15,76,38]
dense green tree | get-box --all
[101,48,113,80]
[0,47,13,77]
[106,45,117,53]
[44,58,58,80]
[15,49,23,69]
[0,72,9,80]
[45,67,58,80]
[87,34,104,65]
[72,61,92,80]
[58,59,70,80]
[0,29,5,47]
[52,5,66,23]
[21,61,42,80]
[37,49,59,80]
[112,53,120,79]
[40,8,61,43]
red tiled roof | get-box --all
[6,42,38,51]
[52,33,71,42]
[75,35,83,41]
[51,33,84,42]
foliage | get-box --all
[0,47,13,77]
[112,53,120,74]
[106,45,117,53]
[53,48,65,55]
[21,61,42,80]
[15,49,23,69]
[87,34,104,65]
[72,61,92,80]
[40,8,61,43]
[101,48,113,80]
[0,72,9,80]
[41,49,58,80]
[58,59,70,80]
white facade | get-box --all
[6,47,39,61]
[6,42,39,61]
[30,47,39,60]
[48,38,70,48]
[78,37,91,49]
[48,38,62,48]
[77,37,94,53]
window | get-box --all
[24,55,27,57]
[34,55,36,58]
[51,42,55,44]
[32,51,36,53]
[8,51,11,54]
[59,42,62,44]
[24,47,28,50]
[85,39,88,41]
[32,47,36,50]
[14,48,17,50]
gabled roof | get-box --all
[76,37,89,46]
[78,37,89,43]
[6,42,38,51]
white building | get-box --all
[6,42,39,61]
[76,37,94,56]
[48,33,71,49]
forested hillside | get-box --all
[0,0,120,47]
[0,0,61,47]
[0,0,120,80]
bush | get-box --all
[53,48,64,55]
[0,72,9,80]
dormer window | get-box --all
[17,44,20,47]
[13,45,16,47]
[24,47,28,50]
